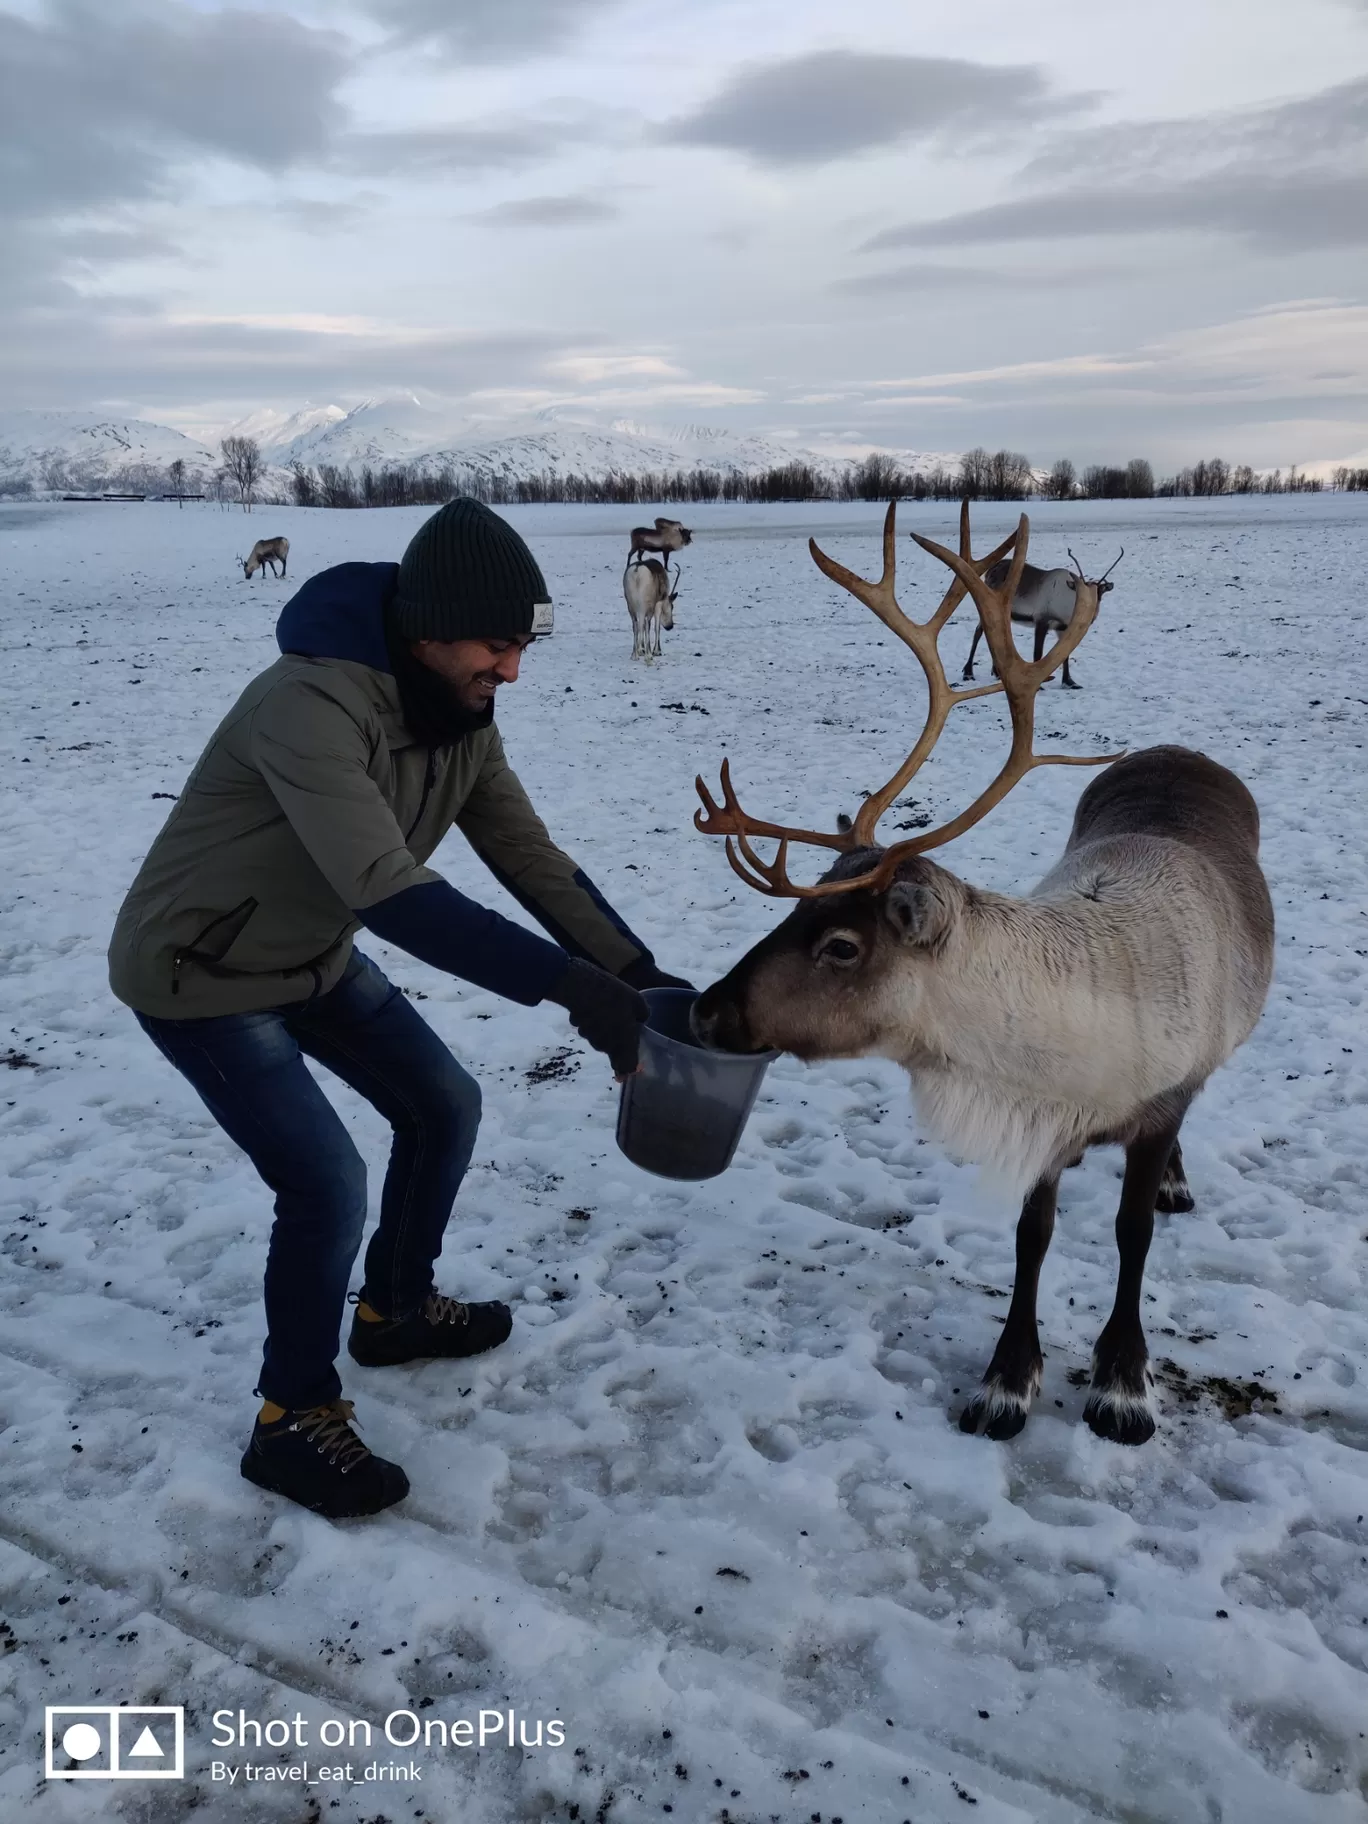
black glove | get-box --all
[547,958,649,1077]
[618,954,696,993]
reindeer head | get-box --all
[663,562,680,631]
[691,502,1119,1060]
[693,849,970,1059]
[1067,547,1124,599]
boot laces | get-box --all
[289,1400,371,1474]
[424,1293,469,1328]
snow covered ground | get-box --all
[1,492,1366,1823]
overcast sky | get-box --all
[4,0,1367,465]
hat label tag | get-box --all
[531,600,554,635]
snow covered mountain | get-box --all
[261,396,859,482]
[0,398,942,497]
[258,399,969,485]
[1,396,1361,499]
[0,411,217,494]
[263,395,452,468]
[223,402,347,456]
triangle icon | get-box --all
[129,1726,165,1758]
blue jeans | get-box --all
[136,952,482,1409]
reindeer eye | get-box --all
[816,934,862,966]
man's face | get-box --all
[411,634,533,713]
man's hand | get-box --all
[547,958,649,1077]
[618,955,696,993]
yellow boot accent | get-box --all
[355,1301,386,1323]
[258,1400,288,1425]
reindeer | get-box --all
[962,547,1123,688]
[241,536,290,581]
[692,503,1272,1446]
[624,557,678,660]
[629,517,692,564]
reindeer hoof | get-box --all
[1063,679,1083,691]
[1083,1388,1155,1445]
[959,1388,1029,1441]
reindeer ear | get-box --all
[883,879,950,946]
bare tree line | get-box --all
[280,446,1341,507]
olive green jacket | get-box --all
[109,651,642,1019]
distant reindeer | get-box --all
[692,504,1272,1447]
[624,558,678,660]
[962,547,1123,688]
[629,517,692,564]
[241,536,290,581]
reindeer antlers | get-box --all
[694,501,1120,897]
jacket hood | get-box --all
[276,562,399,671]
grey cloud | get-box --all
[55,226,181,262]
[0,305,585,409]
[1023,75,1368,185]
[360,0,622,61]
[834,260,1130,293]
[477,194,617,227]
[865,78,1368,255]
[0,2,350,224]
[0,219,179,315]
[864,171,1368,254]
[0,0,600,209]
[269,197,381,234]
[660,51,1083,166]
[335,123,570,175]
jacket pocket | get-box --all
[172,897,258,996]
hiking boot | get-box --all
[239,1399,409,1518]
[347,1291,513,1367]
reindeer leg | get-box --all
[1033,620,1048,664]
[1155,1139,1194,1214]
[1085,1121,1183,1444]
[960,1174,1058,1441]
[962,622,983,682]
[1062,653,1082,689]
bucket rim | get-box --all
[640,986,781,1066]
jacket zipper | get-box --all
[404,750,438,842]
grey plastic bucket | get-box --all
[616,988,778,1181]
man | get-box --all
[109,499,689,1519]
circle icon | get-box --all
[61,1723,104,1762]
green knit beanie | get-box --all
[392,499,553,640]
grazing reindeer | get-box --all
[241,536,290,581]
[629,517,692,564]
[962,547,1123,688]
[624,557,678,660]
[692,503,1272,1446]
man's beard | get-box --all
[384,608,495,748]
